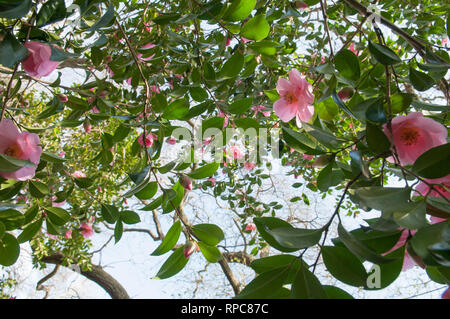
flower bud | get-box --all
[184,241,198,259]
[58,94,68,103]
[180,174,193,191]
[83,119,92,133]
[337,87,354,101]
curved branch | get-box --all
[41,253,130,299]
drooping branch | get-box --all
[41,253,130,299]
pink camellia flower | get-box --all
[415,174,450,198]
[138,132,157,148]
[167,137,177,145]
[83,119,91,133]
[64,230,72,239]
[180,174,193,191]
[126,77,132,86]
[274,69,315,128]
[244,162,256,170]
[80,223,94,238]
[383,113,447,166]
[150,85,160,94]
[430,216,446,224]
[245,223,256,232]
[442,38,449,46]
[302,154,314,160]
[106,65,114,77]
[184,241,197,259]
[0,119,42,181]
[337,87,353,101]
[47,232,58,240]
[208,177,216,186]
[21,41,59,78]
[141,43,156,50]
[203,137,213,146]
[229,145,243,160]
[241,37,251,44]
[225,37,231,46]
[72,170,86,178]
[90,106,100,113]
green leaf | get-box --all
[218,52,244,79]
[365,246,405,290]
[202,117,225,135]
[187,162,220,179]
[101,204,119,224]
[350,186,412,213]
[123,178,151,198]
[240,14,270,41]
[389,93,413,114]
[410,222,448,266]
[0,209,24,230]
[0,154,35,173]
[317,162,345,192]
[36,0,66,27]
[0,0,31,19]
[120,210,141,225]
[368,41,401,65]
[254,217,298,253]
[291,263,327,299]
[29,181,50,198]
[162,98,189,120]
[302,122,345,149]
[266,227,323,250]
[334,49,360,83]
[227,98,253,114]
[322,246,368,287]
[223,0,256,22]
[248,41,279,55]
[236,267,290,299]
[151,221,182,256]
[338,224,397,264]
[40,151,67,163]
[134,182,158,200]
[234,118,260,131]
[365,98,386,123]
[141,195,163,211]
[198,241,222,263]
[46,218,64,235]
[0,233,20,266]
[323,286,354,299]
[0,221,4,240]
[87,4,115,32]
[412,143,450,179]
[74,177,94,189]
[17,219,43,243]
[0,32,28,68]
[189,87,208,102]
[162,182,184,214]
[44,207,70,226]
[392,201,427,230]
[409,67,435,91]
[366,122,391,154]
[114,220,123,243]
[112,124,131,144]
[192,224,224,246]
[155,246,189,279]
[250,255,297,274]
[282,126,322,155]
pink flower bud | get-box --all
[180,174,193,191]
[64,230,72,239]
[58,94,68,103]
[167,137,177,145]
[83,119,91,133]
[80,223,93,238]
[245,223,256,232]
[184,241,198,259]
[208,177,216,186]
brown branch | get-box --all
[36,264,60,299]
[222,251,256,267]
[41,253,130,299]
[218,257,241,296]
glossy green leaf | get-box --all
[114,220,123,243]
[151,221,182,256]
[409,67,435,91]
[44,207,70,226]
[366,122,391,154]
[254,217,298,253]
[187,162,220,179]
[412,143,450,179]
[0,154,35,173]
[368,41,401,65]
[219,52,244,79]
[87,4,115,32]
[323,286,354,299]
[36,0,66,27]
[191,223,224,246]
[250,254,297,274]
[155,246,189,279]
[291,263,327,299]
[198,241,222,263]
[0,233,20,266]
[236,267,290,299]
[334,49,360,82]
[266,227,322,250]
[227,98,253,114]
[29,181,50,198]
[120,210,141,225]
[101,204,119,223]
[17,219,43,243]
[0,0,31,19]
[223,0,256,22]
[240,14,270,41]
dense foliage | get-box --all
[0,0,449,299]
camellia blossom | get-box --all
[383,229,418,271]
[218,110,229,127]
[208,177,216,186]
[180,174,193,191]
[52,196,66,208]
[64,230,72,239]
[21,41,59,78]
[349,43,361,56]
[383,112,447,166]
[302,154,314,161]
[244,162,256,170]
[245,223,256,232]
[72,170,86,178]
[80,223,94,238]
[229,145,243,160]
[415,174,450,198]
[0,119,42,181]
[138,132,157,148]
[274,69,314,128]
